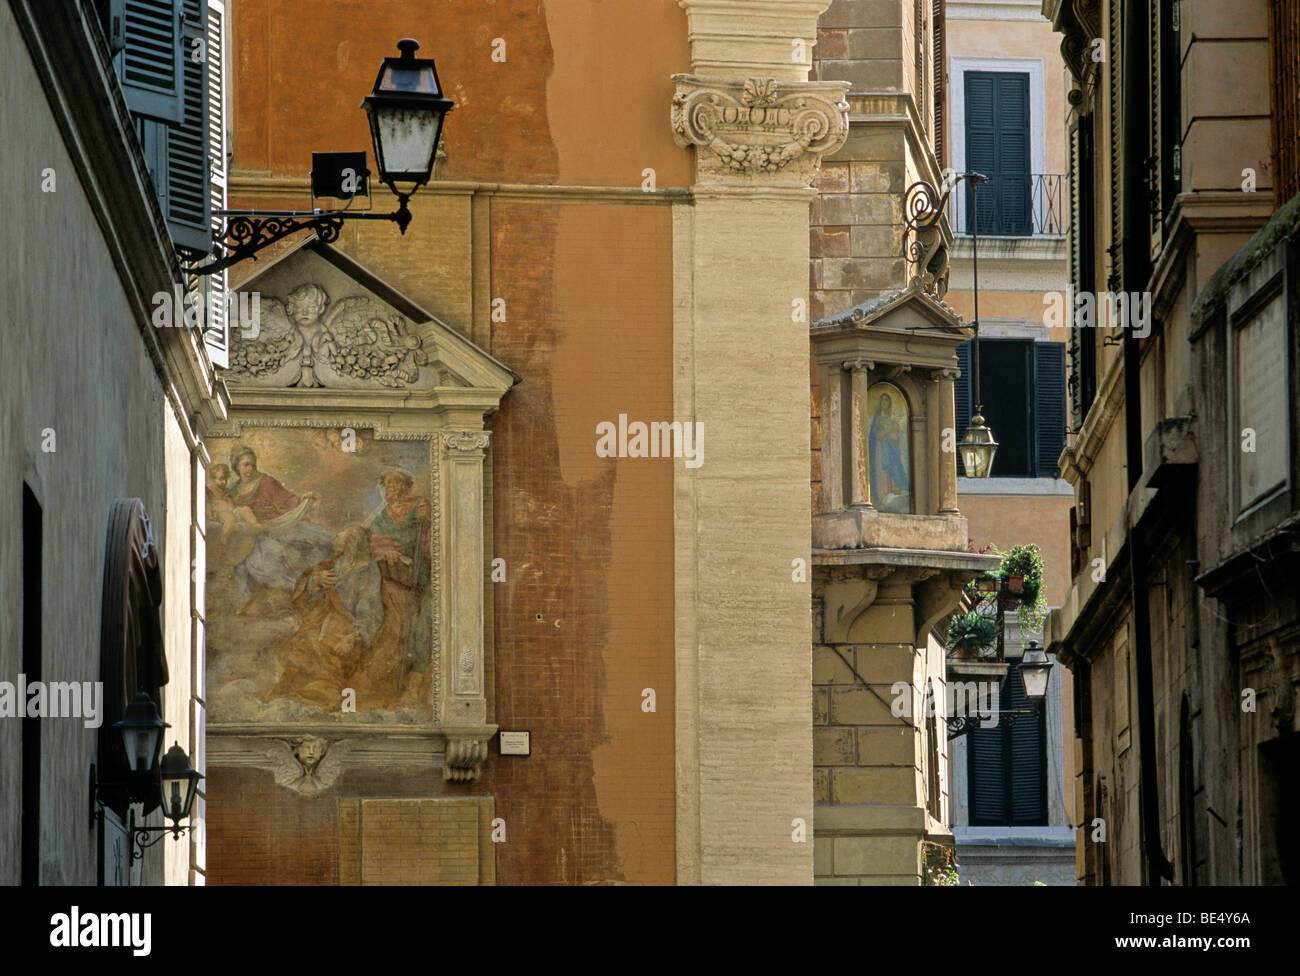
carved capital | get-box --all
[442,430,491,454]
[843,359,874,373]
[671,74,849,184]
[931,367,960,383]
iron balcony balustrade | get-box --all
[946,173,1064,238]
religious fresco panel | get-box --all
[205,427,437,725]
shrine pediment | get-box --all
[812,280,972,374]
[222,239,516,397]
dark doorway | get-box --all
[21,484,43,886]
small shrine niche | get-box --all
[812,281,973,552]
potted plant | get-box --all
[998,545,1043,608]
[946,610,998,659]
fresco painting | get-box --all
[868,382,911,514]
[205,428,434,723]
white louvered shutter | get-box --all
[202,0,229,367]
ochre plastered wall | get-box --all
[213,0,686,885]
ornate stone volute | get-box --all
[671,74,850,184]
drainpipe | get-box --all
[1121,0,1175,885]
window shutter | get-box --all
[1107,0,1123,289]
[1067,118,1083,425]
[932,0,945,166]
[954,341,972,436]
[968,719,1007,825]
[110,0,185,124]
[964,72,995,235]
[995,73,1031,235]
[161,0,213,254]
[1034,341,1067,477]
[202,0,229,367]
[963,72,1030,236]
[1004,669,1047,825]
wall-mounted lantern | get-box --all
[92,692,203,866]
[1018,641,1053,700]
[193,39,453,275]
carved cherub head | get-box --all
[292,735,329,774]
[285,283,329,327]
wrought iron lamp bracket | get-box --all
[187,193,412,276]
[946,702,1042,740]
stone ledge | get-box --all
[813,509,970,551]
[813,544,1000,574]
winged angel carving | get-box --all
[264,735,350,794]
[227,283,428,389]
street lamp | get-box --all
[1018,641,1053,700]
[94,693,203,865]
[361,39,454,192]
[193,38,454,275]
[959,412,998,478]
[114,692,166,774]
[158,742,203,827]
[947,641,1051,739]
[953,171,999,478]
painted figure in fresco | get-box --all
[225,446,335,611]
[264,526,383,709]
[350,470,433,709]
[869,391,911,513]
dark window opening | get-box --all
[954,338,1066,478]
[1260,731,1300,886]
[22,484,43,886]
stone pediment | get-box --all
[813,279,970,338]
[812,281,972,374]
[222,239,516,397]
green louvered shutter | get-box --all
[954,341,972,436]
[964,71,1030,236]
[110,0,185,123]
[160,0,212,253]
[1006,669,1048,825]
[968,717,1007,825]
[1034,342,1066,477]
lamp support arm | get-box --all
[186,193,412,277]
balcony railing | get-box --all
[946,174,1064,238]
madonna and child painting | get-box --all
[205,428,435,723]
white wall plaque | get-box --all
[499,731,530,756]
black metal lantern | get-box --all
[113,692,168,774]
[158,742,203,825]
[1018,641,1053,700]
[361,38,454,191]
[193,39,455,275]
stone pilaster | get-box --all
[845,359,874,509]
[673,0,848,885]
[933,368,960,515]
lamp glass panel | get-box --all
[382,64,439,95]
[123,727,160,772]
[373,106,440,179]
